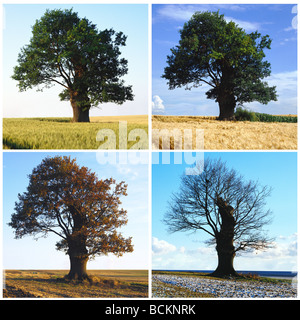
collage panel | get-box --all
[152,151,297,298]
[152,4,297,150]
[3,151,149,298]
[3,3,149,150]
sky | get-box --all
[152,4,298,116]
[3,151,150,270]
[152,151,297,272]
[2,3,148,118]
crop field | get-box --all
[3,115,148,149]
[152,115,297,150]
[3,269,148,298]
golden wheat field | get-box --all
[152,115,297,150]
[3,115,148,149]
[3,269,148,298]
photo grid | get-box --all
[0,0,299,309]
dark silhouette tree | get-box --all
[162,11,277,120]
[164,158,273,277]
[12,8,133,122]
[9,156,133,280]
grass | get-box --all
[152,115,297,150]
[4,269,148,298]
[3,115,148,149]
[234,107,297,123]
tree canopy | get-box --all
[162,11,277,120]
[12,8,134,122]
[9,156,133,280]
[164,158,273,276]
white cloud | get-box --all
[225,16,261,32]
[152,237,176,255]
[156,5,195,21]
[152,233,297,271]
[152,95,165,114]
[153,69,297,116]
[156,5,260,32]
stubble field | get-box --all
[3,269,148,298]
[152,115,297,150]
[3,115,148,150]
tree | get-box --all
[12,8,134,122]
[162,11,277,120]
[164,158,273,277]
[9,156,133,280]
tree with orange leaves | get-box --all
[9,156,133,280]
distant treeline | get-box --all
[234,107,297,123]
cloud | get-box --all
[225,16,261,32]
[153,69,297,116]
[155,5,260,32]
[152,95,165,114]
[152,237,176,255]
[243,234,297,260]
[156,5,195,21]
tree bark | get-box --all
[70,91,90,123]
[217,92,236,121]
[71,102,90,123]
[66,238,89,280]
[211,197,238,277]
[66,254,89,280]
[65,210,90,280]
[217,64,236,121]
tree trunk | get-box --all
[71,103,90,123]
[212,197,238,277]
[66,254,89,280]
[70,91,90,123]
[65,218,90,280]
[217,92,236,121]
[217,64,236,121]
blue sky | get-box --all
[152,4,298,116]
[3,151,149,270]
[152,151,297,272]
[2,4,148,118]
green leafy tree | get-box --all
[9,156,133,280]
[12,8,134,122]
[162,11,277,120]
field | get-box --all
[3,269,148,298]
[3,115,148,149]
[152,115,297,150]
[152,271,296,298]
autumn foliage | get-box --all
[9,156,133,280]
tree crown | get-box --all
[9,156,133,259]
[12,8,133,109]
[164,158,274,254]
[162,11,277,106]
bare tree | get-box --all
[164,158,273,277]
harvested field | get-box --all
[152,115,297,150]
[3,269,148,298]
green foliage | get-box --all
[234,107,259,122]
[234,107,297,123]
[12,8,133,117]
[255,113,297,123]
[163,11,277,113]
